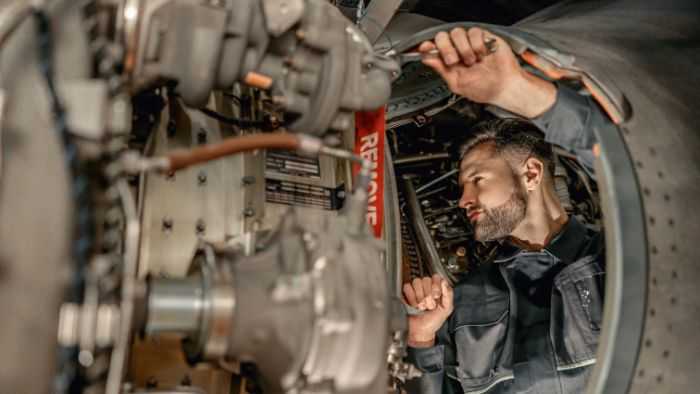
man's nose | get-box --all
[458,185,476,209]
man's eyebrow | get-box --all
[458,168,477,185]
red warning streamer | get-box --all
[353,108,386,239]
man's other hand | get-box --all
[403,274,454,348]
[419,27,557,119]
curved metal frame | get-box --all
[587,128,647,394]
[386,20,649,394]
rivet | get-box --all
[167,121,176,137]
[197,129,207,144]
[198,171,207,185]
[196,219,206,234]
[242,176,256,186]
[162,218,173,232]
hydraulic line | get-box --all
[166,132,300,171]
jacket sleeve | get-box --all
[406,322,455,394]
[407,344,447,394]
[530,84,615,174]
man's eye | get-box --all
[473,176,483,184]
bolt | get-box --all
[146,377,158,388]
[303,232,318,251]
[198,171,207,185]
[242,176,256,186]
[167,120,176,137]
[243,208,256,218]
[197,129,207,144]
[196,219,206,234]
[162,218,173,232]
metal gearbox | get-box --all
[143,207,390,394]
[120,0,398,134]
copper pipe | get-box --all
[166,132,300,171]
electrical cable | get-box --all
[165,132,301,171]
[33,8,95,394]
[223,92,242,104]
[198,107,269,129]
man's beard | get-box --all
[473,184,528,242]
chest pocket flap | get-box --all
[448,284,509,388]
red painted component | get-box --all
[354,108,386,238]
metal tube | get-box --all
[167,132,300,171]
[0,1,33,49]
[106,178,142,394]
[146,277,205,335]
[401,177,456,285]
[394,152,450,166]
[415,168,458,194]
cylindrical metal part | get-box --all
[146,276,205,336]
[402,176,456,285]
[394,152,450,165]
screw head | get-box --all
[242,176,256,186]
[167,121,176,137]
[197,129,207,144]
[196,219,206,234]
[162,218,174,232]
[197,171,207,185]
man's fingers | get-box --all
[435,31,459,66]
[412,277,425,304]
[440,279,454,310]
[422,56,449,78]
[407,276,453,312]
[467,27,488,61]
[421,57,461,95]
[450,28,476,66]
[431,274,442,299]
[418,40,436,53]
[422,277,437,310]
[403,282,418,307]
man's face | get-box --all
[458,142,528,241]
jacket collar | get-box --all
[494,216,588,264]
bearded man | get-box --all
[403,27,607,394]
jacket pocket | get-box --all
[551,255,605,367]
[449,294,510,390]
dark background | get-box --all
[338,0,564,24]
[410,0,561,24]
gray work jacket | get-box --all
[407,85,609,394]
[407,217,605,394]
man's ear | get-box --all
[522,157,545,192]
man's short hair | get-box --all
[459,118,555,177]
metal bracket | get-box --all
[261,0,304,37]
[358,0,403,44]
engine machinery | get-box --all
[1,1,700,394]
[1,0,406,393]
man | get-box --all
[404,27,607,393]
